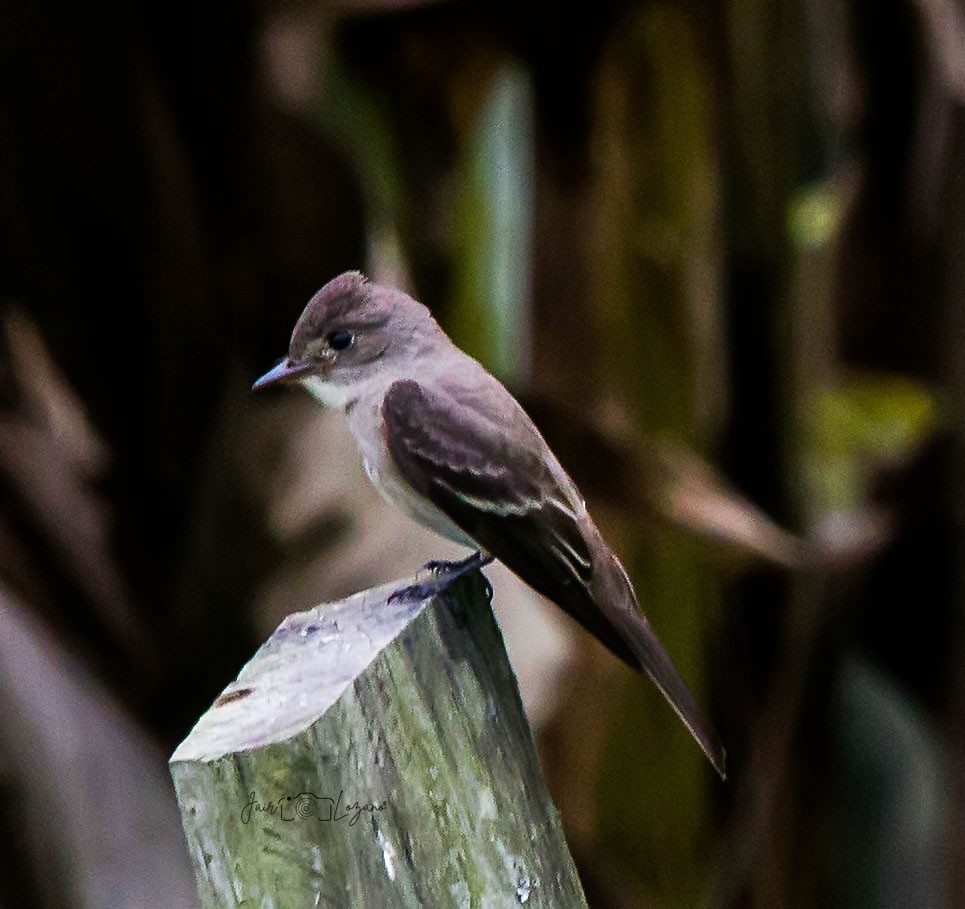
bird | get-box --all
[253,271,726,779]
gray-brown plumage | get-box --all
[254,271,726,779]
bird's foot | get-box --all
[424,551,494,580]
[387,552,493,605]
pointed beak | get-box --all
[251,358,313,392]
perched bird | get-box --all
[253,271,725,778]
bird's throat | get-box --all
[300,375,356,410]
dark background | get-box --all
[0,0,962,905]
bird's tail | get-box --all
[591,544,727,780]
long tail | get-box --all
[589,539,727,780]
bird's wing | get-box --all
[382,377,726,779]
[381,378,637,664]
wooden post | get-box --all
[170,569,587,908]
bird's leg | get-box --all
[429,551,494,614]
[424,550,494,580]
[388,551,494,604]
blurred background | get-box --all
[0,0,962,905]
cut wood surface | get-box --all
[170,569,587,908]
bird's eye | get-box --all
[326,329,354,351]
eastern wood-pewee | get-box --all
[254,271,726,778]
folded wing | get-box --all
[381,378,725,778]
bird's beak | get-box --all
[251,358,313,392]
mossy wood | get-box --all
[170,570,587,908]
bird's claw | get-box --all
[388,552,493,605]
[423,551,493,580]
[423,559,452,575]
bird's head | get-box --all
[252,271,439,408]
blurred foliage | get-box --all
[815,375,938,465]
[451,63,535,384]
[805,372,940,513]
[585,4,724,901]
[788,182,844,250]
